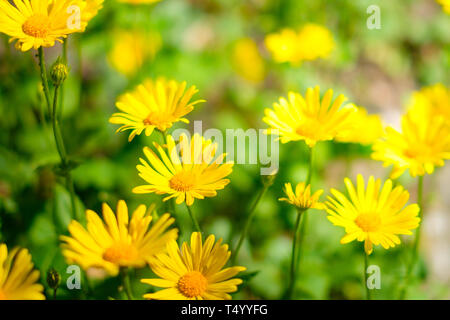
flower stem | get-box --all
[232,185,268,264]
[364,251,372,300]
[186,204,201,233]
[286,209,305,299]
[38,47,52,116]
[38,48,79,221]
[399,175,424,299]
[306,146,314,185]
[120,268,134,300]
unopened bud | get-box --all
[46,268,61,290]
[261,168,278,187]
[50,57,68,86]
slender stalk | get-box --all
[53,288,58,300]
[38,47,52,115]
[364,251,372,300]
[231,185,268,264]
[399,175,424,299]
[306,146,314,185]
[186,204,201,233]
[120,268,134,300]
[58,38,68,120]
[286,209,305,299]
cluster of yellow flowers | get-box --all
[265,23,335,66]
[0,0,448,301]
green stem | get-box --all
[306,146,314,186]
[364,251,372,300]
[38,47,52,116]
[53,288,58,300]
[120,268,134,300]
[399,175,424,299]
[286,209,305,299]
[232,185,268,264]
[186,204,201,233]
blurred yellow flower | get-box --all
[0,0,87,51]
[133,133,233,206]
[407,83,450,125]
[336,107,384,145]
[437,0,450,13]
[326,175,420,254]
[372,111,450,179]
[109,78,204,141]
[108,30,162,76]
[265,23,334,66]
[61,200,178,276]
[279,182,325,211]
[232,38,265,84]
[141,232,246,300]
[0,244,45,300]
[263,86,357,147]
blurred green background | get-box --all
[0,0,449,299]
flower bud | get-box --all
[261,168,278,187]
[50,57,68,86]
[46,268,61,290]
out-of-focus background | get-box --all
[0,0,449,299]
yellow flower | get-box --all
[279,182,325,211]
[265,28,303,65]
[0,0,87,51]
[109,78,205,141]
[372,111,450,179]
[437,0,450,14]
[296,23,335,61]
[232,38,265,84]
[265,24,334,65]
[0,244,45,300]
[336,107,384,145]
[326,175,420,254]
[108,30,162,76]
[141,232,246,300]
[60,200,178,276]
[263,86,357,147]
[407,83,450,125]
[133,133,233,206]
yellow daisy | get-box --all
[263,86,357,147]
[437,0,450,14]
[265,24,334,66]
[325,175,420,254]
[133,133,233,206]
[109,78,205,142]
[279,182,325,211]
[372,111,450,179]
[0,244,45,300]
[407,83,450,125]
[82,0,104,22]
[108,29,162,76]
[232,38,265,84]
[141,232,246,300]
[0,0,87,51]
[60,200,178,276]
[336,107,384,145]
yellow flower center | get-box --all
[355,212,381,232]
[177,271,208,298]
[22,14,51,38]
[102,243,138,264]
[0,289,6,300]
[143,112,172,131]
[169,171,196,192]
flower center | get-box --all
[355,212,381,232]
[177,271,208,298]
[169,171,196,192]
[0,289,6,300]
[143,112,172,131]
[102,243,138,264]
[22,14,51,38]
